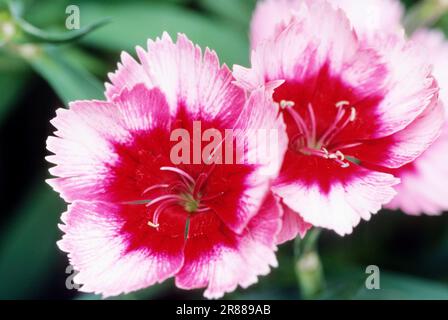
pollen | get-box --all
[280,100,295,109]
[147,221,160,228]
[349,107,357,122]
[335,100,350,108]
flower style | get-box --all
[235,0,443,236]
[47,33,288,298]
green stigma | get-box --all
[181,193,200,213]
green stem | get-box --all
[294,228,325,299]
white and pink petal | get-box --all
[276,203,311,244]
[238,2,438,140]
[58,201,185,297]
[107,33,246,127]
[206,87,288,234]
[412,28,448,108]
[175,193,282,299]
[346,98,444,169]
[272,165,399,235]
[249,0,404,49]
[386,125,448,215]
[235,0,358,92]
[328,0,404,39]
[47,85,171,202]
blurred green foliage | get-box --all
[28,45,104,103]
[0,0,447,300]
[79,1,250,67]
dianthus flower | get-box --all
[235,0,442,235]
[47,33,288,298]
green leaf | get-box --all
[354,272,448,300]
[25,45,104,104]
[52,46,109,78]
[8,0,110,44]
[198,0,256,28]
[0,183,65,299]
[404,0,448,34]
[80,2,249,66]
[321,265,448,300]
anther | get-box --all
[336,101,350,108]
[147,221,160,228]
[349,107,357,122]
[280,100,295,109]
[335,151,345,161]
[341,162,350,168]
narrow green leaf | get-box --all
[8,0,110,44]
[53,46,109,78]
[321,265,448,300]
[80,2,250,66]
[0,183,65,299]
[25,45,104,104]
[354,272,448,300]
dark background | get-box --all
[0,0,447,300]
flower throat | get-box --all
[280,100,362,168]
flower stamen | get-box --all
[142,184,170,195]
[160,166,195,185]
[142,165,222,229]
[283,99,357,168]
[148,198,180,228]
[145,194,183,208]
[318,103,357,147]
[281,100,311,144]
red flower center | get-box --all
[280,99,361,168]
[141,165,223,229]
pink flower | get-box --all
[313,0,448,215]
[236,0,443,235]
[386,29,448,215]
[250,0,404,49]
[47,33,288,298]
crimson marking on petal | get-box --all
[200,191,225,201]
